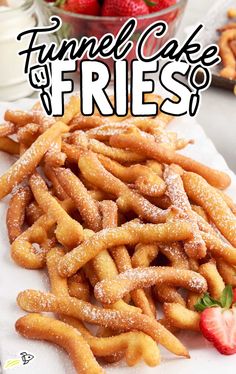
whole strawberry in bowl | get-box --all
[101,0,149,17]
[39,0,187,74]
[56,0,100,16]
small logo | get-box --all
[4,352,34,370]
[20,352,34,365]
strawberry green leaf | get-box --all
[194,293,221,312]
[220,285,233,309]
[144,0,157,6]
[194,300,207,312]
[55,0,66,6]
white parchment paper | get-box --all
[0,99,235,374]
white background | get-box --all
[178,0,236,173]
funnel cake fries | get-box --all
[54,167,102,231]
[100,200,156,318]
[110,133,231,189]
[16,314,104,374]
[29,173,84,249]
[0,121,68,199]
[98,154,166,197]
[11,198,74,269]
[217,260,236,287]
[78,151,170,223]
[46,247,160,367]
[58,221,193,277]
[154,243,190,306]
[218,29,236,80]
[228,8,236,18]
[94,267,207,305]
[1,92,236,372]
[0,137,19,155]
[230,39,236,59]
[199,262,225,300]
[218,10,236,80]
[164,166,207,259]
[0,121,16,137]
[182,172,236,247]
[54,170,138,314]
[163,303,200,331]
[17,289,189,358]
[7,186,32,243]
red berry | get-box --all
[233,288,236,304]
[148,0,176,13]
[102,0,149,17]
[61,0,100,16]
[200,307,236,355]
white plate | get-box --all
[0,99,236,374]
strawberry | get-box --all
[101,0,149,17]
[200,307,236,355]
[233,288,236,303]
[148,0,177,13]
[55,0,100,16]
[195,285,236,355]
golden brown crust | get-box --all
[16,314,104,374]
[110,133,231,189]
[7,186,32,243]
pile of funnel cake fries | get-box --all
[0,93,236,373]
[218,7,236,80]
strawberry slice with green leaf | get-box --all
[195,285,236,355]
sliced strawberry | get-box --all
[200,307,236,355]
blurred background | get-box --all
[0,0,235,171]
[179,0,236,173]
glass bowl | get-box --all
[38,0,187,73]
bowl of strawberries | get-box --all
[40,0,187,73]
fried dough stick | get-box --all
[228,8,236,18]
[94,267,207,305]
[183,172,236,247]
[0,121,68,199]
[78,151,170,223]
[7,186,32,243]
[199,262,225,299]
[154,243,189,306]
[98,154,166,197]
[17,289,190,357]
[100,200,156,318]
[29,173,84,249]
[55,170,137,312]
[164,166,206,258]
[218,29,236,79]
[55,167,102,232]
[109,133,231,189]
[11,198,74,269]
[58,220,193,277]
[0,122,16,137]
[16,314,104,374]
[46,248,160,367]
[163,303,200,331]
[0,137,19,155]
